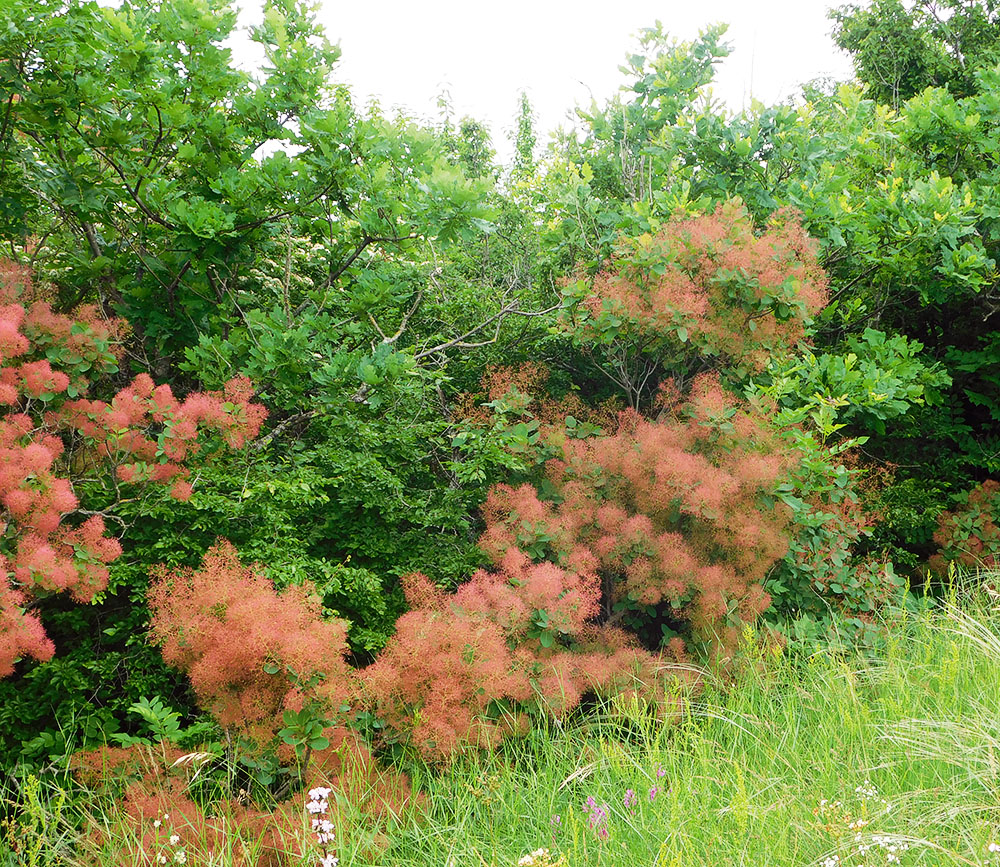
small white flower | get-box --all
[855,780,879,800]
[990,843,1000,854]
[319,855,338,867]
[169,835,180,846]
[157,857,167,865]
[174,853,187,865]
[306,800,328,814]
[309,786,333,801]
[153,819,162,828]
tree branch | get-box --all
[252,410,319,451]
[412,302,558,362]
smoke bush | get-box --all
[148,541,354,745]
[0,261,265,676]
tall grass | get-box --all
[5,590,1000,866]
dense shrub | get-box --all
[363,205,843,759]
[148,541,355,746]
[479,375,793,653]
[365,561,682,762]
[559,202,828,403]
[75,544,421,863]
[0,262,265,677]
[72,732,417,867]
[930,479,1000,573]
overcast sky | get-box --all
[230,0,857,162]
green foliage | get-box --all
[540,24,731,269]
[5,0,491,363]
[110,696,215,749]
[0,582,194,767]
[278,705,331,765]
[511,91,538,179]
[749,354,922,637]
[7,0,1000,793]
[573,21,731,206]
[771,81,1000,524]
[4,0,327,345]
[758,328,951,437]
[1,773,74,867]
[831,0,1000,105]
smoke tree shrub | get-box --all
[363,588,523,759]
[72,743,297,867]
[559,201,828,405]
[72,743,340,867]
[148,541,355,747]
[550,201,896,639]
[73,734,417,866]
[107,544,418,857]
[930,479,1000,573]
[365,552,687,762]
[0,261,266,676]
[481,375,795,653]
[364,203,836,758]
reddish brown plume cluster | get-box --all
[73,735,413,866]
[366,559,686,761]
[121,544,418,859]
[930,479,1000,573]
[481,375,793,644]
[371,380,794,762]
[0,261,265,676]
[148,541,355,745]
[569,202,828,374]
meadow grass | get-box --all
[5,591,1000,867]
[375,593,1000,867]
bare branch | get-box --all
[373,286,425,346]
[84,139,176,230]
[413,302,558,361]
[81,221,103,259]
[252,410,319,451]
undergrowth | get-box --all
[4,586,1000,867]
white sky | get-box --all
[231,0,857,162]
